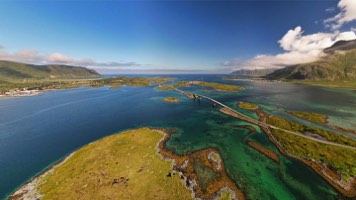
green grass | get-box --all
[0,77,173,94]
[266,115,356,179]
[98,76,172,87]
[237,102,259,110]
[0,60,100,82]
[192,158,220,192]
[37,128,192,200]
[267,50,356,86]
[289,111,327,124]
[163,97,180,103]
[208,152,221,164]
[174,81,242,91]
[217,188,235,200]
[292,80,356,89]
[156,84,173,90]
[266,116,356,147]
[272,129,356,180]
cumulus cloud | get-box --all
[229,26,356,70]
[324,0,356,30]
[0,46,141,68]
[225,0,356,71]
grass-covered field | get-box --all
[0,77,172,94]
[266,115,356,179]
[156,84,173,90]
[173,81,241,91]
[36,128,192,200]
[289,111,327,124]
[266,116,356,146]
[237,102,259,110]
[293,80,356,89]
[272,129,356,180]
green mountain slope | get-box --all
[0,60,101,82]
[231,68,278,77]
[324,39,356,54]
[266,49,356,81]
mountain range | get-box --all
[231,39,356,82]
[0,60,101,82]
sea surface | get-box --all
[0,74,355,200]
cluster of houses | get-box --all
[0,89,41,97]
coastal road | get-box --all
[173,87,356,150]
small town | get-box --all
[0,89,41,97]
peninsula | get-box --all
[10,128,243,200]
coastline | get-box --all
[9,128,245,200]
[217,101,356,198]
[0,90,43,98]
[9,153,75,200]
[287,111,356,137]
[152,128,245,200]
[255,111,356,198]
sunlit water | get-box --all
[0,75,355,199]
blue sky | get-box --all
[0,0,355,74]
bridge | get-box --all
[172,87,356,150]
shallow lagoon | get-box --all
[0,75,355,199]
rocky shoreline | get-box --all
[218,101,356,198]
[152,128,245,200]
[9,153,75,200]
[255,111,356,198]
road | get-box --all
[173,87,356,150]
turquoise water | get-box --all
[0,75,355,199]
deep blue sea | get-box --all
[0,75,355,199]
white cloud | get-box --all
[0,46,141,68]
[230,27,356,70]
[225,0,356,71]
[278,26,335,53]
[335,31,356,41]
[47,52,75,63]
[325,7,336,13]
[324,0,356,30]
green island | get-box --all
[155,84,173,90]
[288,111,328,124]
[288,111,355,136]
[237,101,259,110]
[265,115,356,147]
[0,60,173,96]
[163,97,180,103]
[1,76,172,97]
[263,115,356,197]
[213,99,356,197]
[11,128,242,200]
[173,81,242,91]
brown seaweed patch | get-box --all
[153,128,245,200]
[246,140,280,163]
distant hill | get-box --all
[324,39,356,54]
[0,60,101,82]
[231,68,278,77]
[266,40,356,81]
